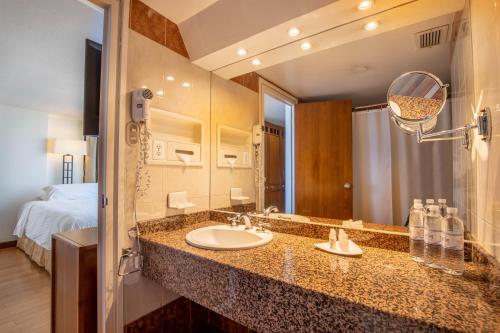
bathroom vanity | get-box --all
[137,213,499,333]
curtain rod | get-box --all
[352,102,388,112]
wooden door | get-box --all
[264,122,285,211]
[295,100,353,219]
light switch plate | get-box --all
[126,122,139,145]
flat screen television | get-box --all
[83,39,102,136]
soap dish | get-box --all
[314,240,363,257]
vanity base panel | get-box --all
[125,296,257,333]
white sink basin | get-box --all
[185,225,273,250]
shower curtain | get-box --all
[353,104,453,226]
[352,109,393,225]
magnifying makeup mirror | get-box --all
[387,71,446,135]
[387,71,491,148]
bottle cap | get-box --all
[414,199,422,205]
[426,199,435,204]
[414,203,423,209]
[428,205,439,211]
[447,207,458,214]
[438,199,447,204]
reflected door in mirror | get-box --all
[264,122,284,211]
[295,100,352,219]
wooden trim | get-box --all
[0,240,17,249]
[51,238,57,333]
[231,72,259,92]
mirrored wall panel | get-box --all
[208,0,474,233]
[209,74,259,212]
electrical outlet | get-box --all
[152,140,165,160]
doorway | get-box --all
[0,0,109,332]
[263,95,294,213]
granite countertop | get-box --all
[141,221,500,333]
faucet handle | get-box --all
[257,222,272,232]
[227,215,239,227]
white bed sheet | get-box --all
[13,198,98,250]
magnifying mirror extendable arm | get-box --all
[416,108,491,148]
[387,71,492,149]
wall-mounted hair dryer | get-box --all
[131,88,154,123]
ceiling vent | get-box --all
[415,25,449,49]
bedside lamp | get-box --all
[49,139,87,184]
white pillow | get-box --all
[42,183,98,201]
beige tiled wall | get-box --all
[124,30,211,323]
[210,74,259,209]
[126,30,211,222]
[123,30,260,322]
[451,0,500,261]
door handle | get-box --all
[344,183,352,189]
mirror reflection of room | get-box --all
[213,2,468,230]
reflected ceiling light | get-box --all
[182,82,191,88]
[251,58,261,66]
[288,27,300,37]
[364,21,379,31]
[352,65,369,73]
[358,0,373,10]
[300,42,311,50]
[237,48,247,56]
[165,75,175,81]
[156,90,164,96]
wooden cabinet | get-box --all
[51,228,97,333]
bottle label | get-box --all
[424,229,441,244]
[410,226,424,240]
[442,233,464,249]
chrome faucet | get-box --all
[228,213,252,230]
[263,205,279,217]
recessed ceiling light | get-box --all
[364,21,379,31]
[156,90,164,96]
[182,82,191,88]
[358,0,373,10]
[300,42,311,50]
[288,27,300,37]
[237,48,247,56]
[251,58,261,66]
[165,75,175,81]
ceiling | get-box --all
[0,0,103,117]
[258,13,454,106]
[141,0,219,24]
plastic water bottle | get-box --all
[441,207,464,275]
[438,199,447,217]
[424,205,442,269]
[409,203,425,262]
[424,199,435,213]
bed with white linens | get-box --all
[13,183,98,273]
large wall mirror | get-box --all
[209,0,473,232]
